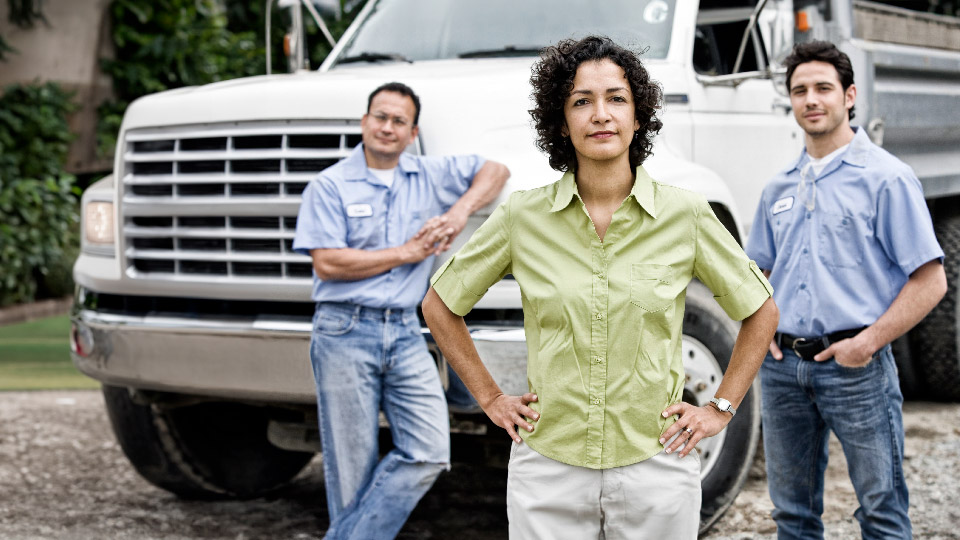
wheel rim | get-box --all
[682,335,726,479]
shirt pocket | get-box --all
[630,264,681,313]
[817,212,863,269]
[346,213,382,249]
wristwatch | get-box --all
[709,397,737,417]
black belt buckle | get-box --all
[792,337,822,361]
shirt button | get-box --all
[799,317,805,324]
[593,356,604,364]
[802,248,808,254]
[800,283,806,290]
[596,313,603,320]
[597,272,605,279]
[592,398,601,405]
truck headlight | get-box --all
[83,201,115,256]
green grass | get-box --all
[0,315,99,391]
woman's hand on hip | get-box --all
[658,402,731,458]
[483,392,539,443]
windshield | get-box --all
[335,0,676,64]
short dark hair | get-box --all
[529,36,663,173]
[367,82,422,125]
[784,41,856,120]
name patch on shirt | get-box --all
[772,196,794,215]
[346,204,374,218]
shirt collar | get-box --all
[786,126,870,174]
[342,143,418,181]
[549,165,658,219]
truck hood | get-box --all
[118,58,712,206]
[122,58,544,135]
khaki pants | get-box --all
[506,442,701,539]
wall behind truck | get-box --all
[0,0,114,175]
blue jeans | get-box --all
[760,345,910,540]
[310,302,450,540]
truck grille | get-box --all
[120,121,363,282]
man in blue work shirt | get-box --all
[746,41,946,539]
[293,81,509,540]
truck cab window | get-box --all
[335,0,676,64]
[694,4,768,75]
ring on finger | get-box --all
[684,428,694,435]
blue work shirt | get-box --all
[746,127,943,337]
[293,144,486,309]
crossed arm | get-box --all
[310,160,509,281]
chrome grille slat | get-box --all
[120,120,367,282]
[125,227,296,240]
[126,250,309,263]
[123,173,318,184]
[124,149,347,162]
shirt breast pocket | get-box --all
[630,264,681,313]
[345,213,380,248]
[817,212,863,269]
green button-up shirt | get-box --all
[431,167,772,469]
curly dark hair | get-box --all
[529,35,663,172]
[784,41,856,121]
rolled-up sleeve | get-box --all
[292,176,348,254]
[694,198,773,321]
[431,198,511,316]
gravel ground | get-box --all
[0,390,957,539]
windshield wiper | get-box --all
[338,52,413,64]
[458,46,543,59]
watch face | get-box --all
[716,398,730,410]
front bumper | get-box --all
[70,291,529,406]
[72,306,318,404]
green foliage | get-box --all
[97,0,362,156]
[96,0,263,155]
[0,82,80,307]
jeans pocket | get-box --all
[314,311,356,336]
[834,355,876,375]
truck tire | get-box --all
[891,334,920,399]
[102,385,314,498]
[682,282,761,534]
[911,209,960,401]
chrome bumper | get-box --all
[71,309,529,405]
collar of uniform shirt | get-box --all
[342,143,419,182]
[548,165,658,219]
[785,126,871,176]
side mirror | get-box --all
[760,0,795,67]
[771,68,788,97]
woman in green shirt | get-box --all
[423,35,778,538]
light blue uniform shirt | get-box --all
[293,144,485,309]
[746,127,943,337]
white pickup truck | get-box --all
[71,0,960,531]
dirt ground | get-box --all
[0,390,957,540]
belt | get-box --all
[317,301,414,320]
[775,327,866,361]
